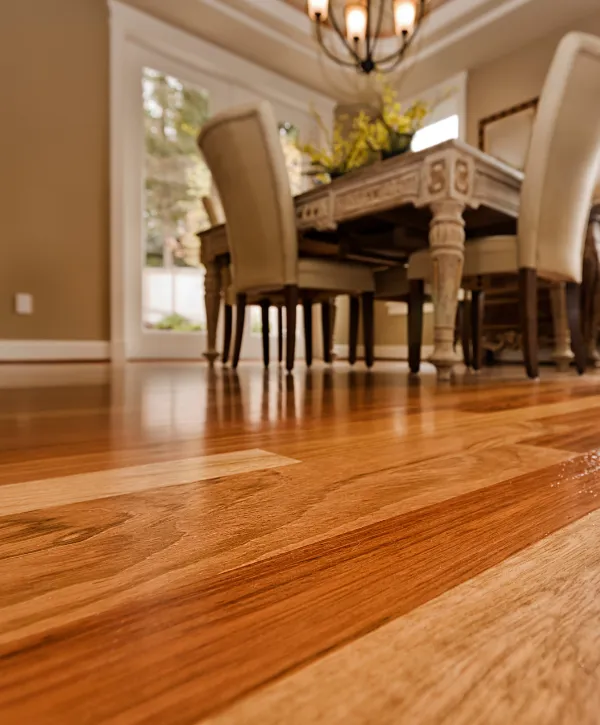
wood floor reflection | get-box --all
[1,361,600,723]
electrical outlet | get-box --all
[15,293,34,315]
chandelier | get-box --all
[306,0,426,74]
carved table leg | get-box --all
[204,259,222,365]
[428,200,465,381]
[549,283,574,372]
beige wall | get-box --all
[467,11,600,146]
[1,0,109,341]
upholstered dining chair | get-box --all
[201,195,285,367]
[198,101,375,372]
[407,32,600,379]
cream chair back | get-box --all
[198,102,298,293]
[519,32,600,282]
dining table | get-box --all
[199,138,524,380]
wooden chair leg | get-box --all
[321,301,332,363]
[518,268,539,379]
[277,306,283,364]
[284,285,299,373]
[408,280,424,374]
[232,293,247,369]
[222,304,233,365]
[260,299,270,368]
[349,295,360,365]
[461,297,472,368]
[303,300,313,367]
[471,290,485,371]
[329,298,337,362]
[362,291,375,369]
[454,302,462,352]
[566,282,586,374]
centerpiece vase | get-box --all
[382,131,414,160]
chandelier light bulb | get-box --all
[394,0,416,35]
[307,0,329,21]
[345,4,368,42]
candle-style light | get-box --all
[394,0,416,35]
[345,4,368,42]
[307,0,329,21]
[306,0,427,74]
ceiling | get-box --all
[123,0,600,101]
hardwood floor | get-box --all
[1,361,600,723]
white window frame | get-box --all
[109,1,334,360]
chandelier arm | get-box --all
[315,20,362,67]
[372,13,423,67]
[372,0,427,68]
[372,33,411,66]
[376,48,408,73]
[327,4,363,63]
[365,0,372,58]
[367,0,387,61]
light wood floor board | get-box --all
[1,363,600,724]
[207,507,600,725]
[0,449,298,515]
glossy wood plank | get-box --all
[0,442,570,647]
[208,507,600,725]
[2,364,600,724]
[1,447,600,723]
[4,367,598,484]
[522,405,600,452]
[0,449,297,515]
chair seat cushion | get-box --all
[223,265,286,306]
[298,258,375,293]
[408,235,518,280]
[374,265,409,299]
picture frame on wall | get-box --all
[478,98,539,171]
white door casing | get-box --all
[109,1,335,360]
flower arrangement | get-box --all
[297,109,374,181]
[369,77,429,158]
[297,81,430,180]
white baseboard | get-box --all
[0,340,110,362]
[334,344,436,360]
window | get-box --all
[278,122,304,196]
[402,71,466,152]
[142,67,212,332]
[412,114,460,152]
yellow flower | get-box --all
[374,74,430,141]
[296,108,377,177]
